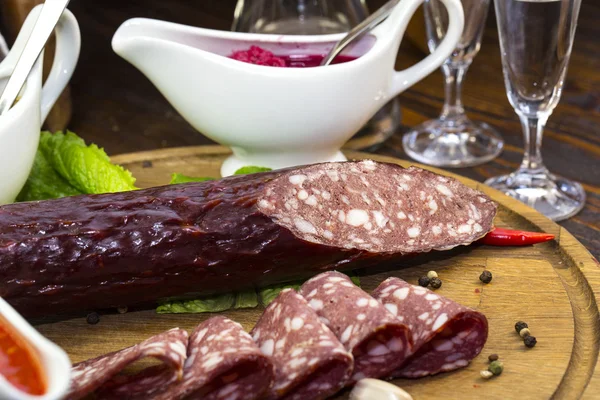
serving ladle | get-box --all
[0,0,71,116]
[320,0,400,66]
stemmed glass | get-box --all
[485,0,585,221]
[232,0,369,34]
[403,0,504,167]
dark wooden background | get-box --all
[1,0,598,258]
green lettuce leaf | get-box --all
[234,290,259,309]
[17,131,137,202]
[168,165,271,187]
[157,272,361,314]
[349,274,361,287]
[17,150,83,202]
[234,166,272,175]
[258,283,302,307]
[169,173,215,184]
[40,130,137,194]
[156,293,235,314]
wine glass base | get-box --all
[485,170,586,221]
[402,118,504,168]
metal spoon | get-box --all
[320,0,400,66]
[0,0,71,116]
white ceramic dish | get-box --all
[0,298,71,400]
[0,5,80,205]
[112,0,464,176]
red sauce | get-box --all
[0,319,46,395]
[230,45,357,68]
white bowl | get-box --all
[0,298,71,400]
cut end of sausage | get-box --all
[259,161,496,254]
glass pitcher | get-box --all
[232,0,403,151]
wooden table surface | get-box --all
[11,0,600,257]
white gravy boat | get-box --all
[0,6,80,204]
[113,0,464,176]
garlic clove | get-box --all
[349,378,414,400]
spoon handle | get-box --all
[0,0,71,116]
[320,0,400,66]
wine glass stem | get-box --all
[440,63,469,122]
[518,113,548,173]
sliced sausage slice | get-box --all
[152,316,274,400]
[372,277,488,378]
[251,288,353,400]
[299,271,411,383]
[66,328,188,400]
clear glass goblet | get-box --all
[485,0,585,221]
[402,0,504,167]
[232,0,369,34]
[231,0,402,151]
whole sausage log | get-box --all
[0,161,497,317]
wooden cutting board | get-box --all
[32,146,600,399]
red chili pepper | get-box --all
[480,228,555,246]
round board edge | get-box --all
[111,144,600,398]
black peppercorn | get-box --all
[515,321,528,333]
[488,354,499,362]
[418,276,430,287]
[524,335,537,348]
[86,312,100,325]
[430,277,442,289]
[479,270,493,284]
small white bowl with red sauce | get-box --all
[0,298,71,400]
[112,0,464,176]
